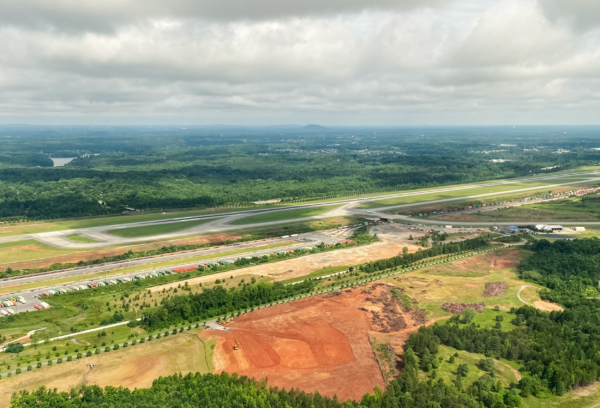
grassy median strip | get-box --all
[230,204,339,225]
[107,218,217,238]
[65,234,100,244]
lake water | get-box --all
[51,158,76,167]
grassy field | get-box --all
[278,265,349,285]
[0,207,250,238]
[381,248,539,320]
[473,195,600,222]
[0,241,292,295]
[107,218,217,238]
[230,205,340,225]
[422,344,520,388]
[0,331,214,408]
[520,384,600,408]
[230,216,365,238]
[65,234,100,244]
[359,175,600,209]
[0,239,77,264]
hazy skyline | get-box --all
[0,0,599,125]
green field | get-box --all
[0,207,250,238]
[359,175,600,209]
[65,234,100,244]
[278,265,349,285]
[0,239,77,264]
[230,205,340,225]
[107,218,217,238]
[423,344,520,388]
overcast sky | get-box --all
[0,0,598,125]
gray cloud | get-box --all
[0,0,598,125]
[0,0,447,32]
[540,0,600,31]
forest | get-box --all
[1,125,599,220]
[143,280,317,329]
[405,237,600,405]
[10,348,496,408]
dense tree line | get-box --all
[143,280,317,329]
[2,125,591,220]
[10,350,492,408]
[520,238,600,304]
[403,237,600,402]
[360,237,489,273]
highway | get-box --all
[17,170,600,249]
[0,229,354,312]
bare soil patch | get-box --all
[203,294,384,401]
[204,283,435,401]
[442,302,486,314]
[483,282,509,297]
[534,300,564,312]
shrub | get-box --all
[4,343,24,353]
[479,358,495,372]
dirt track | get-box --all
[151,230,420,292]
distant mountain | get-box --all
[300,124,328,131]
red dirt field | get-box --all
[202,294,383,401]
[201,284,440,401]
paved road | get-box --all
[0,230,350,312]
[0,232,336,289]
[20,170,600,249]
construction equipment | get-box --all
[233,340,239,351]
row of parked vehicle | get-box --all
[40,277,138,297]
[133,271,172,280]
[33,302,50,310]
[0,295,25,308]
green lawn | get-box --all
[0,207,250,238]
[425,345,520,388]
[0,239,77,264]
[107,218,216,238]
[278,265,349,285]
[230,205,340,225]
[65,234,100,244]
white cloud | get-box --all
[0,0,598,125]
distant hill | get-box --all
[300,124,328,131]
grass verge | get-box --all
[107,218,216,238]
[65,234,100,244]
[230,205,339,225]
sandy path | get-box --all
[151,235,415,292]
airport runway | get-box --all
[21,170,600,249]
